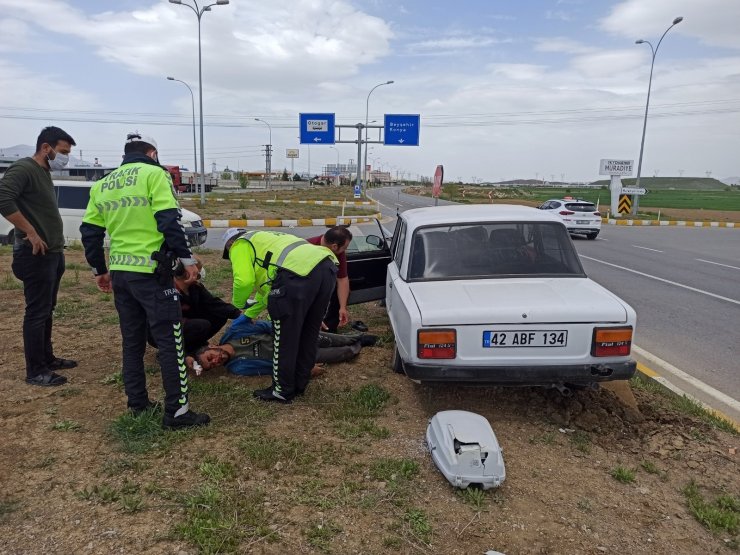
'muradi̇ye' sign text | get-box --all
[599,159,634,176]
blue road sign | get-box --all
[353,184,361,199]
[299,113,335,145]
[384,114,420,146]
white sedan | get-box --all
[364,204,636,388]
[537,197,601,240]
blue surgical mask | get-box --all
[48,149,69,170]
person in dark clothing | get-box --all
[0,126,78,386]
[190,316,377,376]
[306,226,352,333]
[80,132,209,430]
[148,259,241,355]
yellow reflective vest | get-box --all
[229,231,338,318]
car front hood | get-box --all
[409,278,629,326]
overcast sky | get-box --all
[1,0,739,182]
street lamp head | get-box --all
[166,76,175,80]
[216,0,229,4]
[673,16,683,25]
[168,0,182,4]
[386,80,394,85]
[635,39,645,44]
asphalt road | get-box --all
[369,186,740,405]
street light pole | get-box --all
[166,77,198,191]
[254,118,272,188]
[363,80,394,189]
[169,0,230,207]
[633,16,683,214]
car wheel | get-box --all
[586,232,599,240]
[391,347,404,374]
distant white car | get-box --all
[538,197,601,240]
[375,204,636,389]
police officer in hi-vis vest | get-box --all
[80,132,210,429]
[222,228,338,403]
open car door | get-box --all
[346,219,392,304]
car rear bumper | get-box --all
[401,360,636,384]
[566,227,600,235]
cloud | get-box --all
[546,10,573,22]
[600,0,740,50]
[535,37,594,55]
[407,36,507,54]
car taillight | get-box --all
[559,210,575,215]
[591,327,632,357]
[418,329,456,359]
[593,212,601,216]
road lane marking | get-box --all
[696,258,740,270]
[632,245,663,252]
[634,345,740,415]
[580,255,740,306]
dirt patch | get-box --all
[0,246,737,554]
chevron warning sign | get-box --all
[618,194,632,214]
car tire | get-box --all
[391,347,405,374]
[586,232,599,240]
[6,228,14,245]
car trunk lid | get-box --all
[410,278,628,326]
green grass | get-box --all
[403,508,432,544]
[199,458,235,483]
[51,419,82,432]
[630,377,738,435]
[305,520,343,552]
[107,407,191,454]
[101,371,124,387]
[54,297,93,319]
[238,431,315,472]
[369,458,419,486]
[457,487,488,511]
[683,481,739,536]
[101,457,148,477]
[174,484,273,554]
[529,431,557,445]
[611,465,636,484]
[427,183,740,212]
[570,430,592,454]
[640,460,661,475]
[55,387,83,398]
[0,271,22,290]
[0,498,19,520]
[309,383,392,439]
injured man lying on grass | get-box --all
[186,315,378,376]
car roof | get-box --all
[547,198,595,204]
[401,204,563,228]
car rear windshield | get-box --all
[565,202,597,212]
[408,222,584,280]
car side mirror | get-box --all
[366,235,383,248]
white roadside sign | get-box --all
[286,149,299,159]
[621,187,647,195]
[599,159,634,176]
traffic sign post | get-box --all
[599,158,634,218]
[299,113,336,145]
[384,114,420,146]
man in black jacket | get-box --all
[148,259,241,355]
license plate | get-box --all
[576,220,590,224]
[482,330,568,348]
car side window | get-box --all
[55,186,91,210]
[392,220,407,267]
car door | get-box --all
[346,219,392,304]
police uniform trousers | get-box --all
[111,271,189,415]
[267,258,337,396]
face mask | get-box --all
[47,149,69,170]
